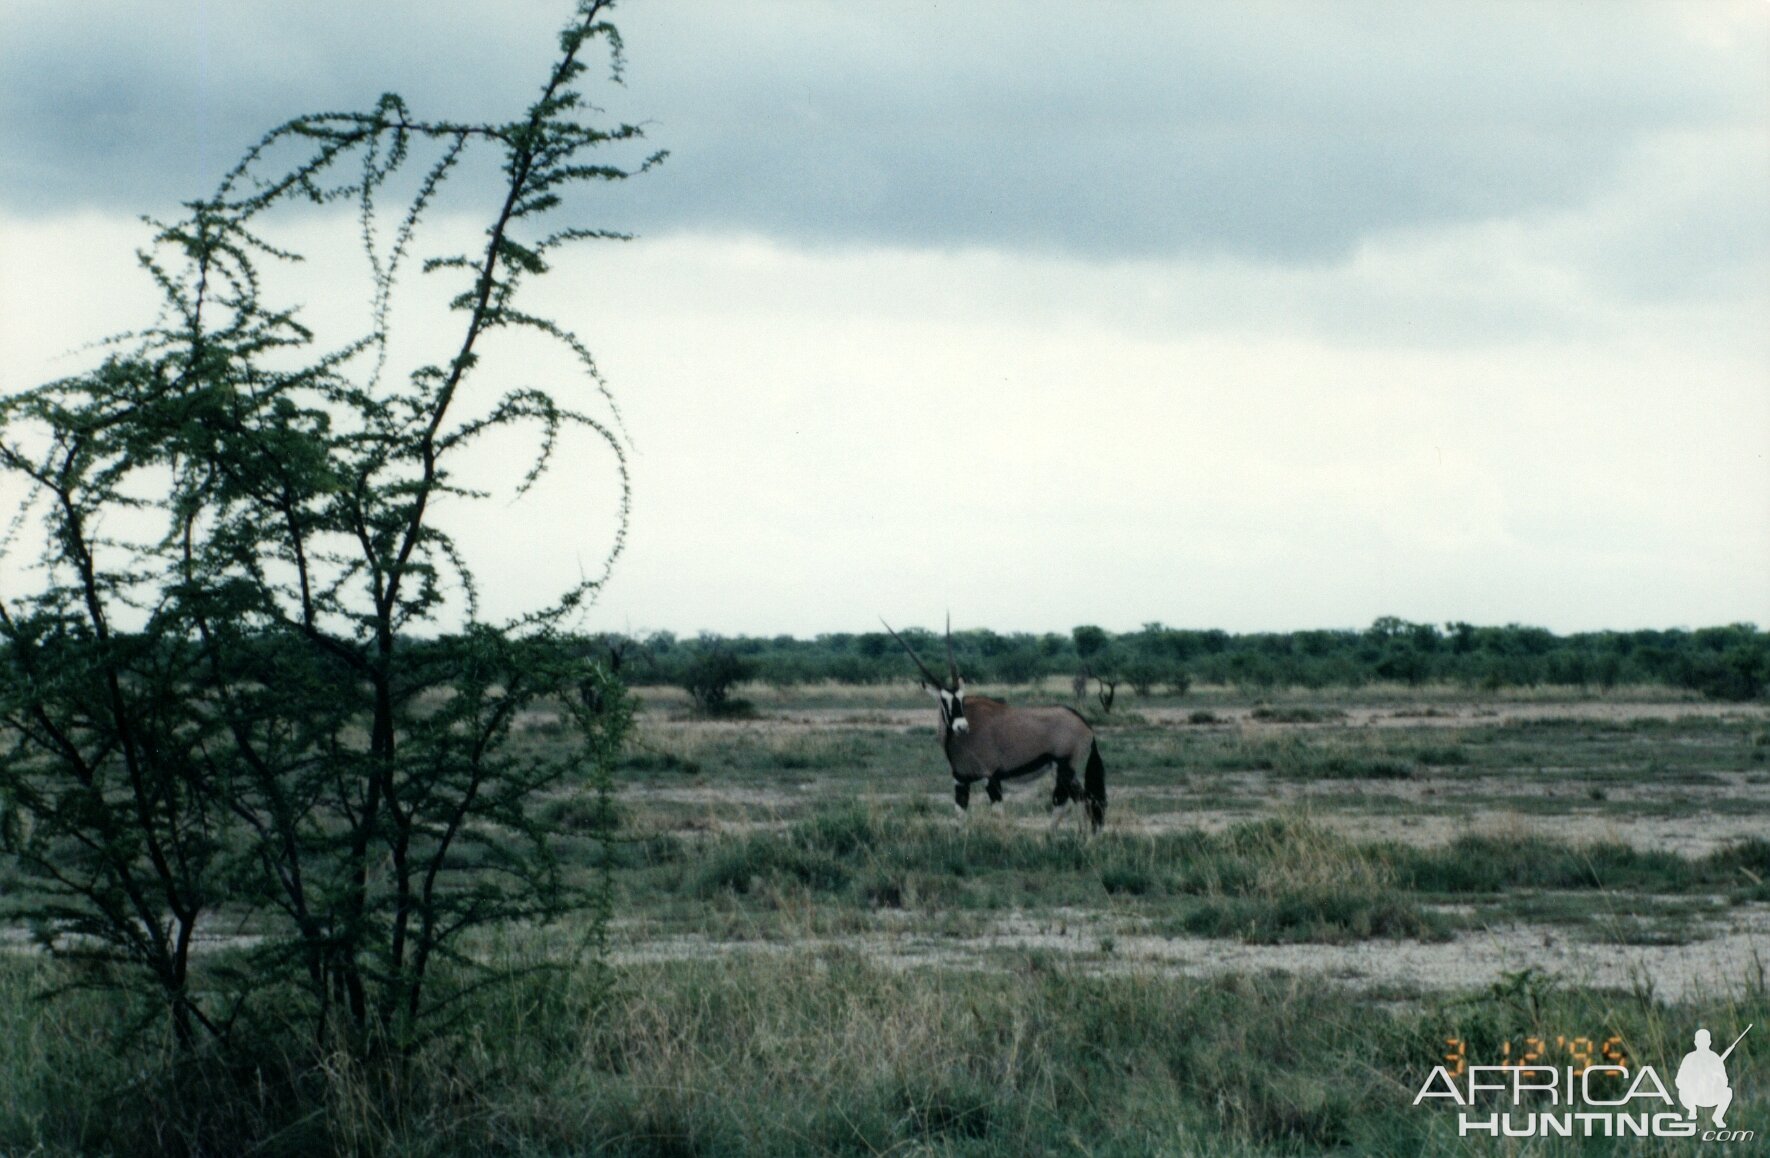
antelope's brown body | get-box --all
[939,696,1106,830]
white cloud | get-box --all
[501,228,1766,633]
[3,209,1765,633]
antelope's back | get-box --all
[965,698,1094,768]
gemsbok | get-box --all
[883,619,1106,831]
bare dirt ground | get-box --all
[614,693,1770,998]
[623,696,1770,855]
[613,904,1770,1002]
[1033,806,1770,859]
[1153,701,1766,730]
[625,691,1767,734]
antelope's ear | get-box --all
[921,682,943,700]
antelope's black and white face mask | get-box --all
[928,681,969,734]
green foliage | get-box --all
[1175,891,1440,944]
[1216,735,1413,780]
[679,646,754,715]
[1683,640,1768,702]
[1072,624,1110,660]
[1413,745,1469,766]
[0,0,646,1080]
[1122,658,1167,697]
[1392,834,1757,895]
[681,809,1455,944]
[1248,706,1347,723]
[598,619,1770,701]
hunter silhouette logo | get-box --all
[1679,1025,1750,1130]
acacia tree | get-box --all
[0,0,655,1056]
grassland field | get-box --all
[3,679,1767,1155]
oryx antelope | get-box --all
[883,619,1106,831]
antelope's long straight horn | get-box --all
[946,613,960,685]
[880,618,943,688]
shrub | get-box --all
[681,649,755,715]
[0,0,649,1118]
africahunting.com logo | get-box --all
[1413,1024,1755,1142]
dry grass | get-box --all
[4,688,1768,1155]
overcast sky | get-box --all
[2,1,1766,637]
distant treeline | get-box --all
[589,619,1769,703]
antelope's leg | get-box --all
[1050,759,1078,829]
[953,779,971,817]
[985,776,1004,813]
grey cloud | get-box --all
[1,1,562,209]
[3,1,1764,270]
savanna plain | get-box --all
[5,680,1768,1156]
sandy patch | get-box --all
[1140,702,1768,731]
[614,906,1770,1001]
[1114,809,1769,858]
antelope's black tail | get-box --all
[1084,740,1106,831]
